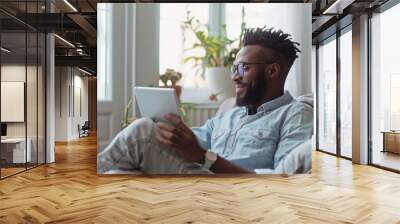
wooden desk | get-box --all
[381,131,400,154]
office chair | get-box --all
[79,121,90,138]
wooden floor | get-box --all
[1,135,400,223]
[1,167,26,178]
[372,150,400,171]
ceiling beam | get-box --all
[55,55,96,71]
[67,14,97,39]
[322,0,356,15]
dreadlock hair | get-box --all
[243,27,300,71]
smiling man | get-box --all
[98,27,313,174]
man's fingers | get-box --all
[157,122,175,132]
[158,128,179,143]
[163,114,191,134]
[155,128,176,147]
[164,113,182,125]
[157,121,186,139]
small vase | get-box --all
[204,67,235,102]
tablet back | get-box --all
[134,87,181,120]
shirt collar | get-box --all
[252,90,293,114]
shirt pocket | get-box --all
[235,129,277,152]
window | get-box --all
[339,29,352,158]
[225,3,266,44]
[317,37,337,155]
[97,4,112,101]
[390,74,400,130]
[159,3,209,88]
[371,2,400,171]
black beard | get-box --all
[236,71,266,107]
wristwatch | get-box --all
[203,150,218,170]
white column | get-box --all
[46,33,55,163]
[262,3,312,97]
[312,45,317,149]
[352,14,369,164]
[54,67,69,141]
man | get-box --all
[98,27,313,174]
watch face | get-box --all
[203,151,217,170]
[206,151,217,161]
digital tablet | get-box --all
[134,87,181,120]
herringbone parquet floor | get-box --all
[1,134,400,223]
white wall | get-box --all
[135,3,160,89]
[262,4,312,97]
[1,65,36,137]
[1,63,46,164]
[55,67,89,141]
[55,67,68,141]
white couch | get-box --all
[103,93,314,175]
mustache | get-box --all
[234,80,249,86]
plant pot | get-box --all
[204,67,235,102]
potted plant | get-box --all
[182,8,246,102]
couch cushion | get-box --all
[254,139,312,174]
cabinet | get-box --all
[382,131,400,154]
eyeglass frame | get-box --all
[230,61,275,78]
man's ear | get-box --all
[265,63,281,79]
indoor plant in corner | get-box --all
[182,9,246,102]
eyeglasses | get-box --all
[230,62,274,78]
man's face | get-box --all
[232,46,268,107]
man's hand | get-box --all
[155,113,205,163]
[155,113,254,174]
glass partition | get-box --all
[38,32,45,165]
[27,30,38,169]
[0,1,46,179]
[1,31,28,177]
[317,36,337,155]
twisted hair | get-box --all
[243,27,300,68]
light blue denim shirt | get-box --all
[191,91,313,173]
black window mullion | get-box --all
[336,29,341,157]
[316,44,320,150]
[367,10,373,165]
[36,0,39,168]
[25,0,28,171]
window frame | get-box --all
[315,23,353,161]
[368,0,400,173]
[97,3,112,101]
